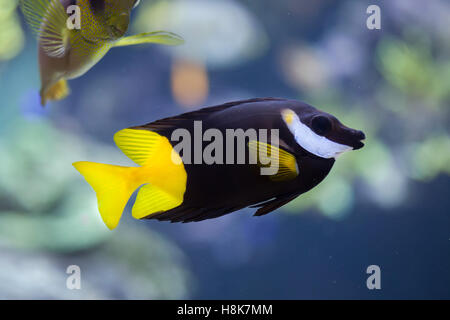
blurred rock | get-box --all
[0,225,190,299]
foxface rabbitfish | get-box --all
[74,98,365,229]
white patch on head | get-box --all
[281,109,352,159]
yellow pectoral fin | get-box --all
[113,31,184,47]
[248,140,299,182]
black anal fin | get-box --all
[253,195,299,216]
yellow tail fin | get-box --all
[40,79,70,106]
[74,129,188,229]
[73,162,141,230]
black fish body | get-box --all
[74,98,365,229]
[135,98,336,222]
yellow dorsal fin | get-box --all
[248,140,299,182]
[114,128,164,166]
[113,31,184,47]
[20,0,70,57]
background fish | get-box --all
[73,98,365,230]
[19,0,183,106]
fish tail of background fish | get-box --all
[40,79,70,106]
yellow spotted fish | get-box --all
[20,0,184,106]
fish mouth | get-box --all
[352,130,366,150]
[353,140,365,150]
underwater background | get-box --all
[0,0,449,299]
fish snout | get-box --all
[353,130,366,141]
[351,130,366,150]
[353,140,365,150]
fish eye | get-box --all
[133,0,141,8]
[311,116,332,136]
